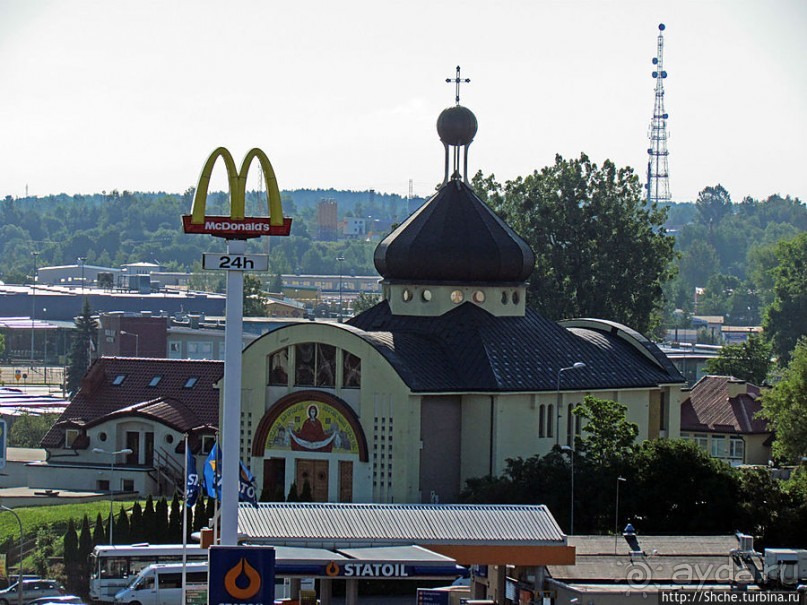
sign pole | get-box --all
[220,237,245,545]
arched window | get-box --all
[538,405,545,438]
[566,405,574,446]
[547,405,554,438]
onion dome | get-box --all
[374,180,535,283]
[437,106,478,146]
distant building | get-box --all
[38,264,120,287]
[317,198,338,241]
[680,375,772,466]
[342,217,366,238]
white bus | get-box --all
[88,544,209,603]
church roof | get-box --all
[346,302,684,393]
[373,180,535,284]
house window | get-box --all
[729,437,745,461]
[187,341,213,360]
[711,435,728,458]
[184,377,198,389]
[148,376,162,387]
[112,374,126,386]
[97,479,110,491]
[691,433,709,451]
[122,479,134,492]
[65,429,79,448]
[168,341,181,359]
[200,435,215,455]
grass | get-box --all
[0,500,140,543]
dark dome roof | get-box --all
[374,180,535,283]
[437,106,478,146]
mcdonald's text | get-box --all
[182,215,292,239]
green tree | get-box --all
[704,335,771,385]
[129,501,144,543]
[286,481,299,502]
[573,395,638,466]
[695,184,733,228]
[63,519,80,592]
[66,297,98,395]
[193,496,209,532]
[168,494,182,542]
[763,233,807,365]
[114,505,130,544]
[7,413,59,447]
[759,338,807,462]
[92,513,106,545]
[351,292,380,316]
[155,497,169,543]
[143,495,156,543]
[473,153,676,334]
[243,274,268,317]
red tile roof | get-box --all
[680,375,768,434]
[41,357,222,448]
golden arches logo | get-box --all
[223,557,262,600]
[182,147,292,239]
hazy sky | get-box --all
[1,0,805,203]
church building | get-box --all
[238,96,686,505]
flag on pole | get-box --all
[202,441,258,507]
[238,461,259,508]
[185,445,200,508]
[203,442,221,499]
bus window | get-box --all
[103,558,129,578]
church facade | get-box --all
[237,100,685,505]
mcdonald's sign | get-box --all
[182,147,292,239]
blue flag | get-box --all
[239,461,259,508]
[203,442,258,507]
[185,446,200,508]
[203,442,221,499]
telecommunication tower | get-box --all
[646,23,671,204]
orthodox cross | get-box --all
[446,65,470,105]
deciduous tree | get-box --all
[759,338,807,462]
[763,233,807,365]
[705,334,771,385]
[473,154,676,334]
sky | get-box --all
[0,0,805,204]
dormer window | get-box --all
[184,377,199,389]
[112,375,126,386]
[148,376,162,387]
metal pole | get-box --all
[31,251,39,370]
[615,476,626,554]
[0,505,24,605]
[221,238,245,545]
[337,256,345,322]
[92,448,132,544]
[561,445,574,535]
[555,362,586,447]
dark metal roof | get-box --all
[238,503,566,548]
[346,302,684,393]
[373,180,535,284]
[41,357,222,448]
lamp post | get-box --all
[78,257,86,293]
[561,445,575,535]
[555,362,586,446]
[30,251,39,371]
[0,505,24,605]
[92,447,133,544]
[336,256,345,322]
[120,331,139,356]
[615,475,627,554]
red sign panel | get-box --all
[182,215,292,239]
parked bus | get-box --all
[88,544,209,603]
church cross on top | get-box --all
[446,65,470,105]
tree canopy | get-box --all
[759,338,807,462]
[704,334,771,385]
[763,232,807,365]
[66,298,97,395]
[473,153,676,334]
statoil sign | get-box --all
[182,147,292,239]
[209,546,275,605]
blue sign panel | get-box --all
[209,546,275,605]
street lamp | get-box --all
[561,445,575,535]
[120,331,139,356]
[615,476,627,554]
[556,362,586,446]
[336,256,345,322]
[78,257,86,293]
[0,505,24,605]
[30,251,39,371]
[92,447,133,544]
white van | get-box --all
[113,563,207,605]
